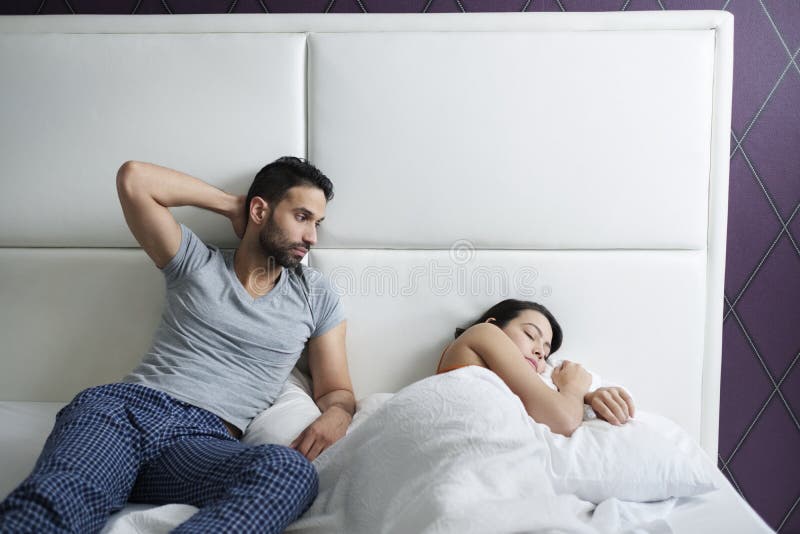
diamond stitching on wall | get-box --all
[724,133,800,320]
[720,342,800,469]
[778,495,800,532]
[719,17,800,527]
[729,47,800,160]
[719,21,800,525]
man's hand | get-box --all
[584,387,635,425]
[290,405,352,461]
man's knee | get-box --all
[243,445,319,501]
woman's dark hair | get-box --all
[454,299,563,355]
[245,156,334,215]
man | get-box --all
[0,157,354,533]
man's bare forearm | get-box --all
[118,161,239,218]
[315,388,356,418]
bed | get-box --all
[0,11,774,533]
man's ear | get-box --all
[249,196,270,224]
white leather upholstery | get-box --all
[310,30,714,249]
[0,12,733,457]
[0,12,734,34]
[0,33,306,247]
[0,249,164,400]
[310,249,707,440]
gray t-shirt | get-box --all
[123,224,344,432]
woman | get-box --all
[436,299,634,436]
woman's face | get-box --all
[492,309,553,374]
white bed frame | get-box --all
[0,12,773,533]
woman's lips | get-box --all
[524,357,538,371]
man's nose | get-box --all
[304,226,317,246]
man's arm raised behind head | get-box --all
[116,161,244,269]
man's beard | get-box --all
[258,212,309,269]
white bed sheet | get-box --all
[0,398,772,533]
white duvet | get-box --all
[105,366,717,534]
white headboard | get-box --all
[0,12,733,457]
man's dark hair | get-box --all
[454,299,563,356]
[245,156,334,215]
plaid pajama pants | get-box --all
[0,383,318,533]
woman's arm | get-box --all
[584,387,635,425]
[449,323,590,436]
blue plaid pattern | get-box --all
[0,383,318,533]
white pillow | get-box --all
[242,368,321,447]
[243,370,395,448]
[541,357,636,421]
[543,410,719,503]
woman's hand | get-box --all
[551,360,591,397]
[584,387,635,425]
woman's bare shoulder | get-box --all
[456,323,508,346]
[438,324,504,372]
